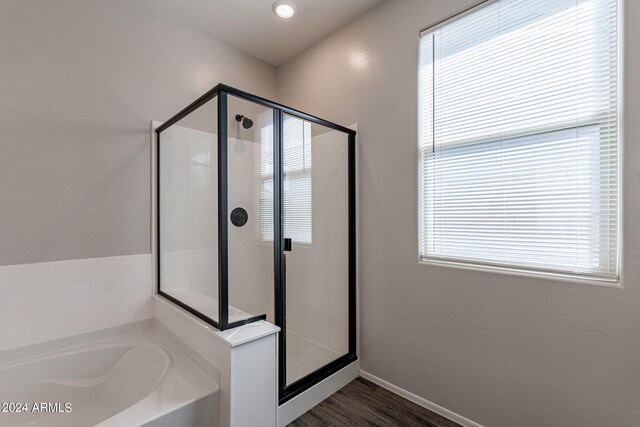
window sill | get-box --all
[418,257,622,288]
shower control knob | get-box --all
[230,207,248,227]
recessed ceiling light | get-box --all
[272,0,297,19]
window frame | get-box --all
[416,0,623,286]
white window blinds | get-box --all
[418,0,619,280]
[260,117,312,244]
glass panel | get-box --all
[159,97,219,323]
[226,94,275,324]
[283,114,350,386]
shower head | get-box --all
[235,114,254,129]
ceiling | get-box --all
[136,0,385,67]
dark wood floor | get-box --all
[288,377,461,427]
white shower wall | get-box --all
[227,122,275,321]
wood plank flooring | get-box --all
[288,377,461,427]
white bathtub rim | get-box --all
[41,343,171,393]
[0,322,219,427]
[0,319,155,368]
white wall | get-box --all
[276,1,640,426]
[0,0,277,352]
[227,104,275,322]
[0,0,277,267]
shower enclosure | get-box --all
[155,84,356,403]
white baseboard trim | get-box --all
[359,370,483,427]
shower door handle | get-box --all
[284,238,292,252]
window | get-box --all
[418,0,619,281]
[261,116,312,243]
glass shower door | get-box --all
[281,113,352,392]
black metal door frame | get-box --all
[275,109,357,404]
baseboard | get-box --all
[359,370,483,427]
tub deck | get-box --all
[0,324,219,427]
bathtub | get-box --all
[0,325,219,427]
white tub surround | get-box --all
[0,254,154,353]
[154,296,279,427]
[0,324,218,427]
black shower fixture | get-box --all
[230,207,248,227]
[235,114,253,129]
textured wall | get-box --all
[277,1,640,426]
[0,0,277,266]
